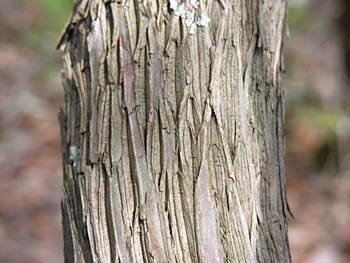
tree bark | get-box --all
[58,0,291,262]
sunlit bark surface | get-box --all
[59,0,291,262]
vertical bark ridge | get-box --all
[59,0,290,262]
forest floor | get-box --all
[0,0,349,262]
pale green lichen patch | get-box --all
[189,22,197,34]
[184,9,195,27]
[68,145,80,176]
[196,14,210,27]
[169,0,209,34]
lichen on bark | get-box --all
[59,0,291,262]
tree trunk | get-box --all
[58,0,291,262]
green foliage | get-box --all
[294,105,340,173]
[35,0,73,32]
[19,0,74,82]
[302,107,340,172]
[301,106,338,135]
[288,5,313,31]
[21,0,73,49]
[314,135,339,173]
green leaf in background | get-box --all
[288,0,314,32]
[21,0,74,49]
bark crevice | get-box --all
[59,0,291,262]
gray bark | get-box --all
[58,0,291,262]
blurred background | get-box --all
[0,0,349,262]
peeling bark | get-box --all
[59,0,291,262]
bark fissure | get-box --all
[59,0,291,262]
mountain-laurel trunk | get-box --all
[58,0,291,262]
